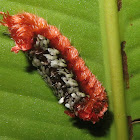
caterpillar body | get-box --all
[0,12,108,124]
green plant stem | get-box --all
[100,0,129,140]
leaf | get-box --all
[0,0,140,140]
[119,0,140,139]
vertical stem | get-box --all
[100,0,129,140]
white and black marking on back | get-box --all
[27,34,86,110]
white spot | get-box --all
[64,68,69,73]
[77,92,85,97]
[48,48,59,55]
[61,77,67,83]
[58,97,64,104]
[68,78,78,86]
[43,39,49,45]
[32,57,41,67]
[65,73,73,78]
[65,103,70,109]
[43,54,57,60]
[71,93,77,98]
[57,69,73,78]
[57,69,66,74]
[67,87,78,93]
[43,40,50,50]
[73,87,79,92]
[38,34,45,40]
[35,41,40,47]
[50,59,59,67]
[58,59,67,67]
[62,77,78,87]
[50,59,66,68]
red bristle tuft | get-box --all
[0,11,108,124]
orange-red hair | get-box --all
[0,11,108,123]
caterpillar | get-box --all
[0,11,108,124]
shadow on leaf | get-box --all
[25,56,37,73]
[71,111,113,137]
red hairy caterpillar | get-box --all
[0,12,108,124]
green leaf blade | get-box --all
[0,0,140,140]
